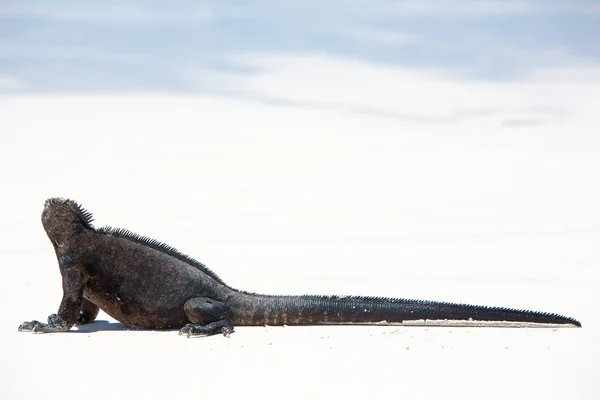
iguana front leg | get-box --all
[179,297,234,337]
[19,267,84,333]
[77,299,99,325]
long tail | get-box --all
[229,293,581,327]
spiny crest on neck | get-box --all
[45,197,95,228]
[44,198,229,286]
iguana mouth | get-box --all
[47,233,63,248]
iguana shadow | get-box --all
[72,320,131,333]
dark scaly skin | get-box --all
[19,198,581,337]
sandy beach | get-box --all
[1,92,599,399]
[3,250,597,400]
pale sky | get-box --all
[1,0,600,93]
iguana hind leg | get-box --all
[179,297,234,337]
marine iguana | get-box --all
[19,198,581,337]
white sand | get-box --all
[1,91,599,399]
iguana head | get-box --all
[42,198,94,248]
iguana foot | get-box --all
[18,314,71,333]
[181,297,234,337]
[18,320,44,333]
[179,321,234,338]
[221,325,233,337]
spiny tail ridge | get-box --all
[230,294,581,327]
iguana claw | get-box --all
[18,320,44,333]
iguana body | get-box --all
[19,198,581,336]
